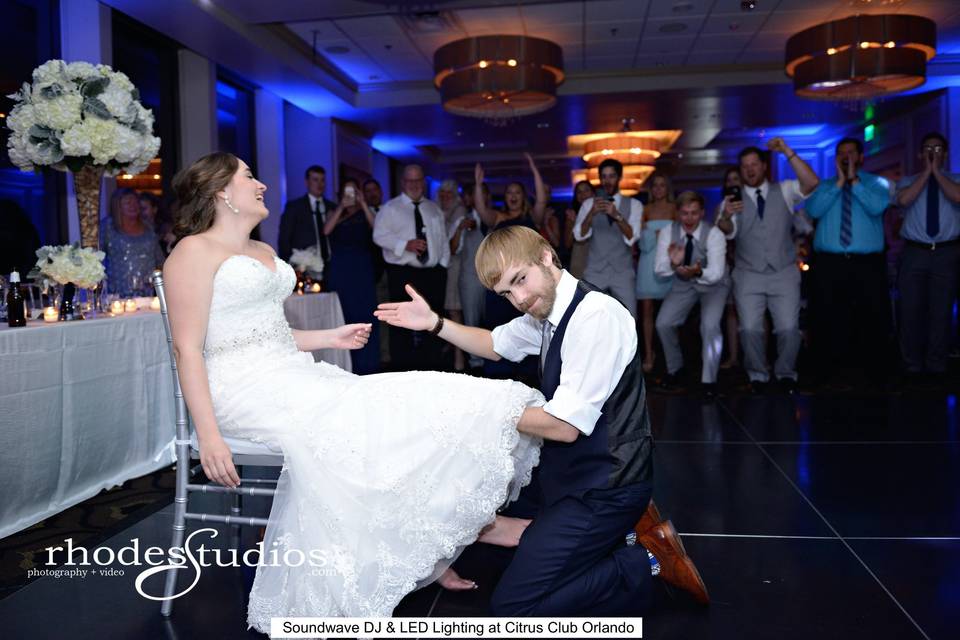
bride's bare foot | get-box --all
[438,567,476,591]
[477,515,531,548]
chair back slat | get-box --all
[152,270,190,445]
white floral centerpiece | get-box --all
[289,247,325,276]
[34,244,106,289]
[5,60,162,249]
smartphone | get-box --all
[722,185,742,202]
[343,185,356,205]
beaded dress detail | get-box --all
[203,255,543,631]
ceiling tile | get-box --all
[748,30,793,50]
[643,16,706,38]
[762,9,834,33]
[456,6,522,34]
[583,54,637,70]
[583,0,651,21]
[585,19,646,42]
[695,33,755,50]
[532,24,583,44]
[633,52,687,67]
[737,48,785,64]
[353,36,417,56]
[518,3,584,25]
[638,35,697,53]
[685,50,741,66]
[699,12,768,35]
[646,0,712,20]
[581,40,638,57]
[285,20,341,44]
[333,15,405,39]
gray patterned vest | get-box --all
[735,182,796,273]
[669,221,713,292]
[584,194,634,275]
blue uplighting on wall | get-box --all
[371,135,423,157]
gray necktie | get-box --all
[539,320,554,377]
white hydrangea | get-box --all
[5,59,161,175]
[64,61,97,80]
[32,60,65,85]
[60,123,93,157]
[35,245,106,289]
[32,93,83,131]
[6,104,37,135]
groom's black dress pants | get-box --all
[386,264,446,371]
[491,481,654,616]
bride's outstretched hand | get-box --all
[373,284,436,331]
[330,323,372,350]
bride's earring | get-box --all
[223,195,240,214]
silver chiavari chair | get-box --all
[152,270,284,617]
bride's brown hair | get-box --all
[171,151,239,242]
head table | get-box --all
[0,291,348,539]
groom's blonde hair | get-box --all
[475,226,561,290]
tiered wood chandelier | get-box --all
[433,35,564,121]
[568,130,682,196]
[785,14,936,100]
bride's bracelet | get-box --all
[429,313,444,335]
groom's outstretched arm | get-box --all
[374,284,501,361]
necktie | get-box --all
[413,201,429,264]
[756,189,765,220]
[840,183,853,248]
[314,200,330,263]
[683,233,694,266]
[539,320,554,377]
[926,178,940,238]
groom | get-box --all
[375,226,708,615]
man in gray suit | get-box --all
[278,165,337,264]
[716,138,818,393]
[573,158,643,317]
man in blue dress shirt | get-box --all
[806,137,892,385]
[894,133,960,381]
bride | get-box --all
[163,152,544,631]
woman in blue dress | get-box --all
[322,179,381,374]
[473,155,546,382]
[635,171,676,373]
[101,187,166,296]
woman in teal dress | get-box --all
[635,172,676,373]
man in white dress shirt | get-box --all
[654,191,729,396]
[372,164,450,370]
[573,158,643,316]
[716,139,818,393]
[376,226,708,615]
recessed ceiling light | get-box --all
[658,23,688,34]
[672,1,694,13]
[536,122,550,129]
[324,45,350,54]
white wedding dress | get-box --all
[202,255,543,632]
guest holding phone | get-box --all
[716,167,742,370]
[635,171,676,372]
[323,179,381,373]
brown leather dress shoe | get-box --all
[633,499,663,538]
[638,520,709,605]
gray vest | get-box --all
[735,183,796,273]
[669,221,718,292]
[585,195,634,274]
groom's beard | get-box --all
[521,265,558,321]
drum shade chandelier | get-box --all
[568,130,682,196]
[433,35,564,122]
[785,14,936,100]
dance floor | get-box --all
[1,391,957,640]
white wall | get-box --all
[60,0,112,244]
[283,103,335,205]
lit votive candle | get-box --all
[43,306,58,322]
[310,283,321,293]
[150,296,161,311]
[124,299,138,313]
[111,300,125,315]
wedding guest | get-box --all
[654,191,729,396]
[363,178,384,214]
[278,165,337,265]
[101,187,165,296]
[636,171,676,372]
[0,199,40,277]
[322,179,381,374]
[563,180,594,278]
[473,154,547,381]
[806,137,891,386]
[536,183,562,251]
[895,133,960,380]
[716,167,741,370]
[437,179,469,370]
[716,138,819,394]
[139,191,175,256]
[450,183,488,371]
[574,159,643,317]
[373,164,450,370]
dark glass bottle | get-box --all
[7,271,26,327]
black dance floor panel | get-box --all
[0,392,955,639]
